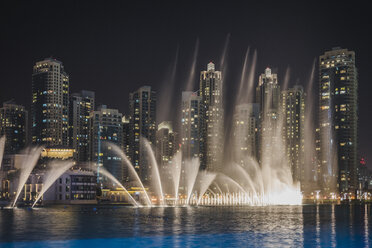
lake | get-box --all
[0,204,370,247]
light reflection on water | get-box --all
[0,205,371,247]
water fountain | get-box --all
[169,151,182,203]
[32,160,75,208]
[92,166,140,207]
[12,146,43,208]
[108,143,152,206]
[142,138,165,205]
[0,136,5,170]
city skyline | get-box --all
[1,1,371,166]
[0,56,360,195]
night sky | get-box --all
[0,1,371,165]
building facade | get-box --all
[69,90,95,162]
[129,86,156,184]
[232,103,259,166]
[181,91,202,161]
[319,47,358,195]
[0,101,28,155]
[43,170,97,204]
[199,62,224,171]
[31,58,69,147]
[281,86,305,184]
[256,67,281,162]
[89,105,123,184]
[156,121,176,179]
[122,116,131,182]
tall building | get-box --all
[232,103,259,166]
[122,116,131,182]
[69,90,95,162]
[314,127,322,185]
[199,62,224,171]
[256,67,281,161]
[129,86,156,183]
[31,58,69,147]
[319,47,358,195]
[281,86,305,184]
[0,101,28,155]
[181,91,202,161]
[89,105,123,183]
[156,121,176,180]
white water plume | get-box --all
[32,160,74,208]
[12,146,43,208]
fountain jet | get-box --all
[184,157,200,204]
[106,142,152,206]
[93,166,140,207]
[185,38,199,91]
[142,138,165,205]
[0,136,5,171]
[169,151,182,203]
[12,146,43,208]
[32,160,74,208]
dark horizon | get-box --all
[1,0,371,165]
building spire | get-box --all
[207,62,215,71]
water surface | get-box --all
[0,204,370,247]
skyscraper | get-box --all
[0,101,28,155]
[89,105,123,183]
[199,62,224,171]
[122,115,131,182]
[319,47,358,196]
[256,67,281,161]
[156,121,176,180]
[281,86,305,184]
[31,58,69,147]
[69,90,95,162]
[181,91,202,161]
[129,86,156,183]
[232,103,259,167]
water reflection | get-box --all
[0,205,371,247]
[364,204,369,247]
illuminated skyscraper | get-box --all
[69,90,95,162]
[232,103,259,166]
[129,86,157,183]
[31,58,69,147]
[0,101,28,155]
[281,86,305,184]
[122,116,131,182]
[319,47,358,195]
[256,67,281,161]
[89,105,123,183]
[199,62,224,171]
[156,121,176,181]
[181,91,202,161]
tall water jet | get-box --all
[12,146,43,208]
[236,47,250,105]
[214,174,247,195]
[228,163,258,196]
[219,33,230,71]
[282,66,291,91]
[184,157,200,204]
[169,151,182,203]
[0,136,5,170]
[196,171,216,205]
[304,59,318,186]
[185,38,199,91]
[32,160,74,208]
[246,49,257,102]
[158,46,179,122]
[92,166,140,207]
[106,142,152,206]
[142,138,165,205]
